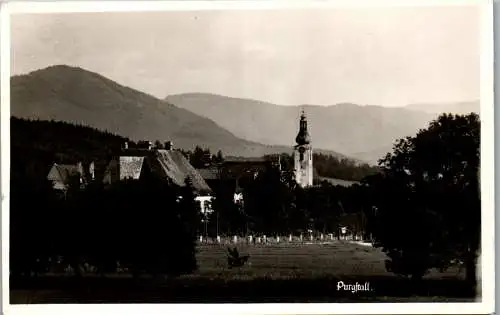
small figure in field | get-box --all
[226,246,250,268]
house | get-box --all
[197,152,358,203]
[221,156,273,179]
[47,161,95,191]
[197,155,281,205]
[103,141,213,213]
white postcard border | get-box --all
[0,1,494,314]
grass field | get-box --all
[10,241,478,303]
[196,241,408,279]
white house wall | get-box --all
[195,195,214,215]
[119,156,145,180]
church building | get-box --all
[294,110,313,188]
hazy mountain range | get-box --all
[10,65,348,160]
[11,65,479,165]
[166,93,479,163]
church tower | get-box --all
[294,110,313,187]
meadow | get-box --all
[10,241,476,303]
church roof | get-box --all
[295,110,311,145]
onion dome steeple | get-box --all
[295,109,311,145]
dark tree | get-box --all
[244,166,295,234]
[214,150,224,164]
[190,146,213,168]
[366,113,480,288]
[10,173,57,277]
[10,173,199,279]
[154,140,164,149]
[85,175,199,278]
[209,190,245,236]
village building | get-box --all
[102,140,214,213]
[195,111,358,202]
[196,155,281,205]
[293,110,359,188]
[294,110,314,188]
[47,161,95,192]
[291,110,367,238]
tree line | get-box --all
[11,117,128,184]
[179,146,224,169]
[203,168,368,237]
[264,152,380,182]
[11,171,200,278]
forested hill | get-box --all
[11,117,128,181]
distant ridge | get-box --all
[166,93,467,164]
[10,65,350,160]
[405,101,480,115]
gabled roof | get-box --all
[153,149,212,194]
[47,163,80,185]
[47,161,96,189]
[103,149,212,194]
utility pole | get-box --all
[216,210,219,237]
[204,212,208,240]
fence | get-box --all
[196,232,372,246]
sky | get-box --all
[11,6,480,107]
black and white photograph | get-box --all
[1,0,495,313]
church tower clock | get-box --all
[294,110,313,187]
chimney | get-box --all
[124,141,129,150]
[165,141,173,151]
[148,141,153,150]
